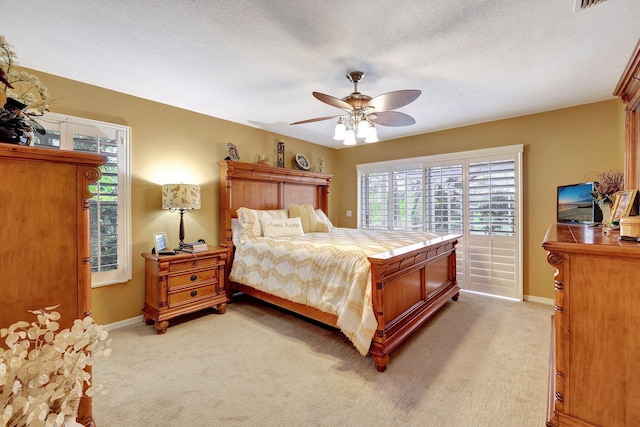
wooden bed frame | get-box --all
[218,160,461,372]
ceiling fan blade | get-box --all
[370,111,416,127]
[313,92,353,110]
[290,115,341,125]
[366,90,421,112]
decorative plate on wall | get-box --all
[294,153,310,171]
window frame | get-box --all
[36,112,132,287]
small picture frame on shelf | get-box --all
[153,232,169,254]
[610,190,638,223]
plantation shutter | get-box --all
[466,158,519,298]
[361,172,390,229]
[392,168,424,230]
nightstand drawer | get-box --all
[168,269,218,289]
[170,257,220,273]
[168,284,217,307]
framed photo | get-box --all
[153,232,169,254]
[610,190,638,223]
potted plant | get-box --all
[0,35,50,145]
[590,169,624,223]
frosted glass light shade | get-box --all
[333,121,346,140]
[364,125,378,143]
[343,129,357,146]
[162,184,201,210]
[356,119,369,138]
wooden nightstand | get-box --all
[141,247,228,334]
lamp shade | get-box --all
[162,184,201,210]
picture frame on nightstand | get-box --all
[153,232,169,254]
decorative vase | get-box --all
[276,140,285,167]
[600,203,611,225]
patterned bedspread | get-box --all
[229,228,440,355]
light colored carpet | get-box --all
[92,291,553,427]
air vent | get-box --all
[574,0,607,12]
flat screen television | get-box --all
[557,182,602,224]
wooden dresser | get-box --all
[542,223,640,427]
[141,247,228,333]
[0,144,105,427]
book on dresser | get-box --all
[179,241,208,253]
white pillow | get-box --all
[236,208,288,239]
[260,217,304,237]
[231,218,241,246]
[315,209,334,229]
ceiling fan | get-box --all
[291,71,421,145]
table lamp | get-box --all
[162,184,201,248]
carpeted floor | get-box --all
[92,291,553,427]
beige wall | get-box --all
[334,100,626,300]
[29,69,625,324]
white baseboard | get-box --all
[103,315,143,331]
[461,289,554,305]
[524,294,553,305]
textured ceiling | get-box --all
[3,0,640,148]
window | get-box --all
[468,159,516,236]
[34,112,131,287]
[358,145,523,300]
[425,164,463,234]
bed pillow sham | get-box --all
[237,207,288,239]
[288,204,318,233]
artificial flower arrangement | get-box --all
[590,169,624,207]
[0,306,111,427]
[0,35,50,145]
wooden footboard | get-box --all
[368,234,460,371]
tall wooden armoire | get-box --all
[0,144,105,426]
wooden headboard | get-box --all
[218,160,333,248]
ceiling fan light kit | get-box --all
[291,71,421,146]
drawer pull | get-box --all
[190,274,197,282]
[190,290,198,297]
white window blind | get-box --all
[468,159,516,236]
[392,168,424,230]
[361,172,390,229]
[425,164,464,234]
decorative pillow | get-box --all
[288,204,318,233]
[260,217,304,237]
[236,207,288,239]
[231,218,241,246]
[315,209,334,229]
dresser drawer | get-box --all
[168,284,217,307]
[170,257,220,273]
[168,269,217,289]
